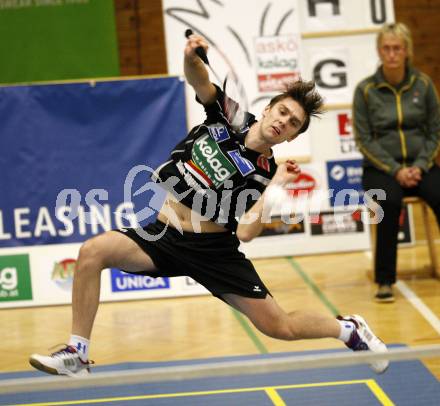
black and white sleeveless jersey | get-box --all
[152,85,277,231]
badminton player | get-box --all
[30,32,388,376]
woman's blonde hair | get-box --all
[377,22,413,63]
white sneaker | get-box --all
[338,314,389,374]
[29,345,92,377]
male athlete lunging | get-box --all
[30,32,388,376]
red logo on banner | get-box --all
[352,209,362,222]
[286,172,316,197]
[257,154,271,172]
[257,73,299,92]
[337,113,352,137]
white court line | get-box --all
[396,281,440,336]
[364,251,440,335]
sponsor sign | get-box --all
[310,209,364,235]
[326,159,363,206]
[0,77,186,248]
[179,276,208,294]
[191,134,237,188]
[184,277,199,287]
[308,47,350,104]
[286,172,317,197]
[260,215,305,237]
[337,112,359,154]
[110,269,170,292]
[0,254,32,302]
[51,258,76,291]
[299,0,394,31]
[255,35,301,92]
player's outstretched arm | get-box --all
[184,33,217,105]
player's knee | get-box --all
[77,235,108,271]
[255,316,298,341]
[278,322,300,341]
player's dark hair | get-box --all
[269,79,324,134]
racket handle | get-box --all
[185,29,209,65]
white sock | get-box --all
[68,335,90,361]
[337,320,356,343]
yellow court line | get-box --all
[10,379,391,406]
[365,380,395,406]
[265,387,287,406]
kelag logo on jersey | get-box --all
[110,269,170,292]
[191,134,237,188]
[208,124,230,143]
[228,150,255,176]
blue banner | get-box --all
[326,159,364,207]
[0,77,187,247]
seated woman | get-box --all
[353,22,440,302]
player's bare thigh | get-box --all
[80,230,157,273]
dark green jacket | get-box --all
[353,65,440,175]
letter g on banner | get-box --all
[313,59,347,89]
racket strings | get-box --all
[223,73,248,131]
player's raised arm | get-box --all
[184,32,217,105]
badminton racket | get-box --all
[185,29,249,131]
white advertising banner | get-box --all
[302,33,379,105]
[1,2,398,309]
[306,46,351,104]
[254,34,301,93]
[310,109,362,162]
[162,0,310,159]
[0,244,208,309]
[299,0,395,32]
[240,163,370,259]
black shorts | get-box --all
[114,220,270,299]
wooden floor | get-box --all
[1,244,439,380]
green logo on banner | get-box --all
[0,255,33,302]
[192,134,236,188]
